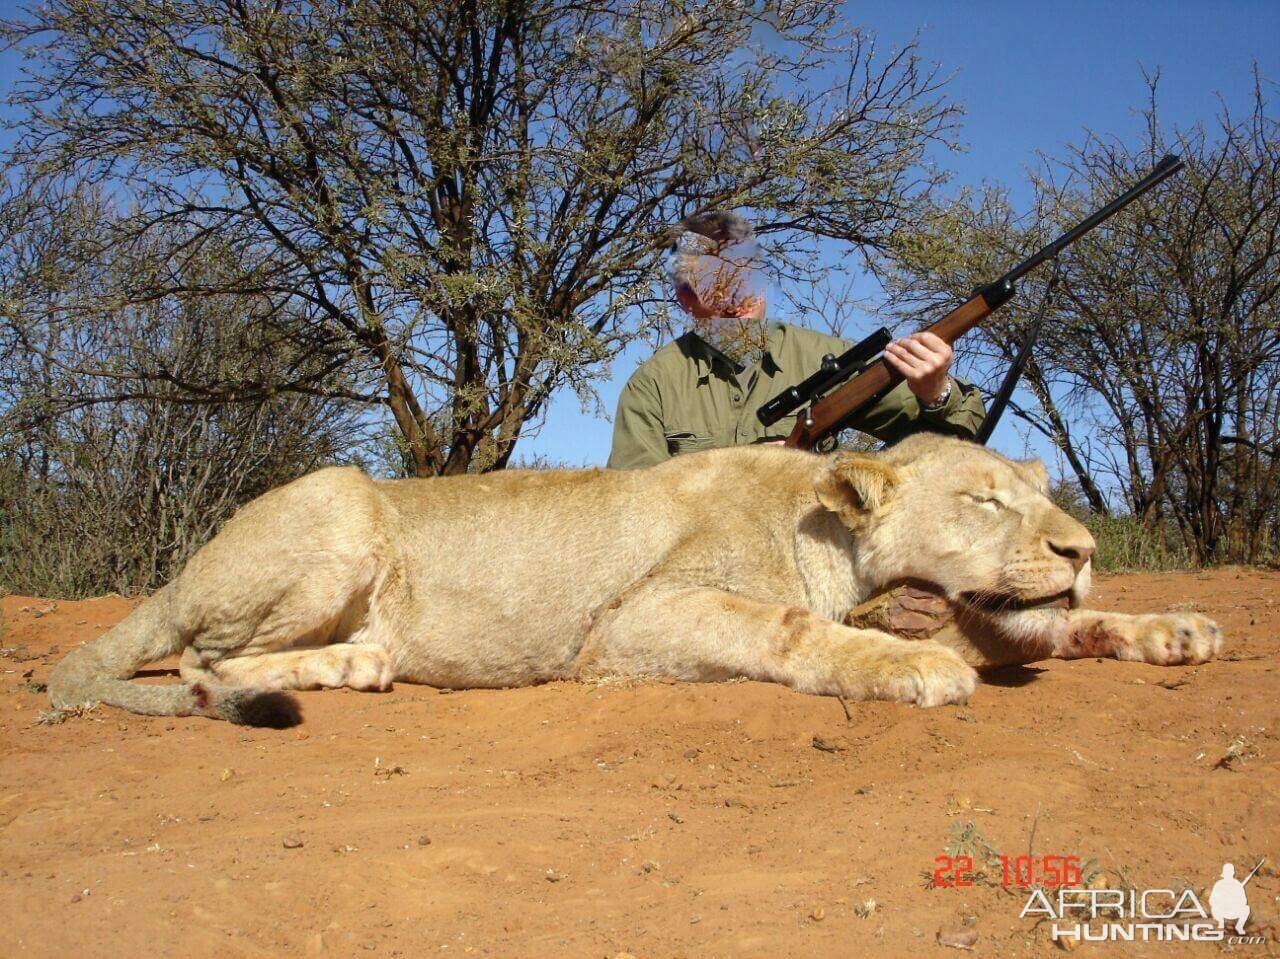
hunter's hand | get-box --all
[884,331,953,406]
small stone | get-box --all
[854,784,874,795]
[683,748,699,760]
[811,907,826,922]
[811,735,843,753]
[544,868,564,882]
[417,834,432,846]
[282,835,304,849]
[219,768,234,782]
[667,811,684,824]
[937,928,978,950]
[690,914,702,924]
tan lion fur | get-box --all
[48,434,1223,725]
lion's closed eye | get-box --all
[962,492,1007,512]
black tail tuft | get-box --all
[210,687,304,728]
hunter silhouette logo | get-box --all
[1210,860,1263,935]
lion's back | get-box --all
[369,447,820,641]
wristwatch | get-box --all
[922,378,952,412]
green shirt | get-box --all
[607,321,986,470]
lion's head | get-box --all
[815,433,1095,645]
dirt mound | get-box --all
[2,570,1277,957]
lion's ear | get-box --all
[1018,458,1049,493]
[815,454,900,516]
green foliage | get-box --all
[0,391,353,598]
[1083,514,1194,573]
[944,820,1002,868]
[1051,476,1194,572]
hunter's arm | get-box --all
[607,373,670,470]
[844,377,987,444]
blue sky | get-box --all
[521,0,1280,468]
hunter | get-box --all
[608,212,986,469]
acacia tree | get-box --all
[883,75,1280,563]
[3,0,959,474]
[1036,82,1280,563]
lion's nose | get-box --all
[1047,536,1095,573]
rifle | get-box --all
[1241,858,1267,886]
[760,154,1185,449]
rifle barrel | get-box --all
[998,154,1184,288]
[1242,858,1267,886]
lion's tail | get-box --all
[47,585,299,727]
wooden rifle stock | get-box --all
[783,284,1008,449]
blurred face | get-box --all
[668,234,767,350]
[673,283,766,320]
[668,234,765,319]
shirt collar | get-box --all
[681,320,787,376]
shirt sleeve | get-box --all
[923,376,987,439]
[845,375,987,445]
[607,372,669,470]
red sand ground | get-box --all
[1,569,1277,958]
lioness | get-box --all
[49,434,1222,725]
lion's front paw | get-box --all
[859,641,978,707]
[1116,612,1224,666]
